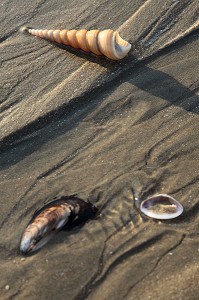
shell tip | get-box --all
[20,26,31,34]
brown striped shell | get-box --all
[20,195,98,255]
[21,27,131,60]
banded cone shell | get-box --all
[22,27,131,60]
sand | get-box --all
[0,0,199,299]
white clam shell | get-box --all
[140,194,184,220]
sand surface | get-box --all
[0,0,199,299]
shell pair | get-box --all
[21,27,131,60]
[20,193,184,255]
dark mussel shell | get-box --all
[20,195,98,255]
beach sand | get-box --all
[0,0,199,299]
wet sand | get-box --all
[0,0,199,299]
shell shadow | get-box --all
[51,40,129,69]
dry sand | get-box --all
[0,0,199,299]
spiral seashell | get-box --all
[21,27,131,60]
[20,195,98,255]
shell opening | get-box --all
[113,32,131,60]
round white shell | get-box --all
[140,194,184,220]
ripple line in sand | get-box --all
[118,0,153,32]
[73,223,145,300]
[159,20,199,50]
[123,234,185,299]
